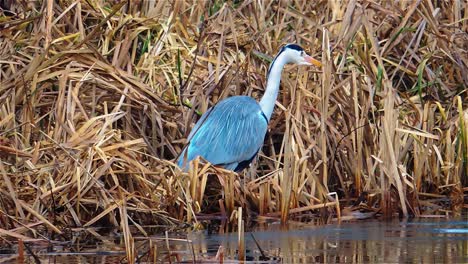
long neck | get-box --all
[259,54,288,121]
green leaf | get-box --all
[376,66,383,91]
[416,55,430,103]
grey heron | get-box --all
[178,44,321,172]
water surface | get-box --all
[2,218,466,263]
[185,218,467,263]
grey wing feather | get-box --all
[178,96,268,170]
[187,107,214,141]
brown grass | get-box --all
[0,0,467,260]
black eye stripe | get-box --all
[284,44,304,52]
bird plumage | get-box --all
[178,96,268,171]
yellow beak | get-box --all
[304,55,322,67]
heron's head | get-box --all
[280,44,322,67]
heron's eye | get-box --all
[301,51,305,56]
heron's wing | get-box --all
[182,96,268,168]
[186,107,213,142]
[177,107,213,168]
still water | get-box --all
[186,219,467,263]
[3,218,467,263]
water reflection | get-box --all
[5,218,467,263]
[186,219,467,263]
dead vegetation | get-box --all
[0,0,467,260]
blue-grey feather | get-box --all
[177,96,268,171]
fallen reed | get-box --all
[0,0,466,255]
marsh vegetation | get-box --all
[0,0,467,262]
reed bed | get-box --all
[0,0,467,259]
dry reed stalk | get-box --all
[275,201,338,216]
[280,113,292,223]
[223,170,236,217]
[0,228,43,243]
[237,207,245,262]
[215,245,224,263]
[17,238,24,264]
[149,239,158,263]
[120,199,135,264]
[320,28,332,195]
[164,231,172,264]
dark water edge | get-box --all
[0,217,466,263]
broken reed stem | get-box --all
[224,171,236,217]
[237,207,245,262]
[165,231,172,264]
[215,246,224,263]
[17,239,24,264]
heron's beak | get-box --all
[304,55,322,67]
